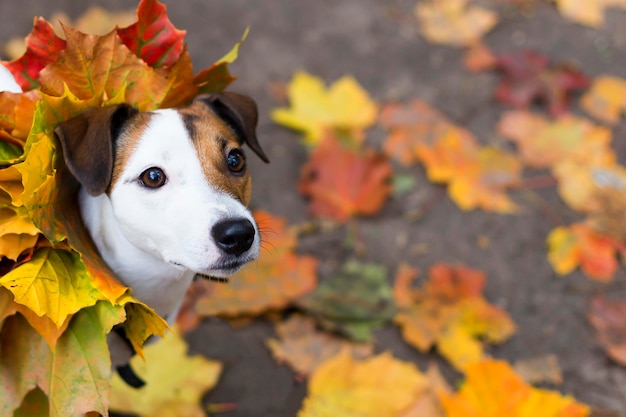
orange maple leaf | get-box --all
[192,211,318,317]
[298,135,393,222]
[547,222,623,282]
[441,359,590,417]
[497,110,614,169]
[394,263,515,371]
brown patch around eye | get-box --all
[109,112,153,193]
[180,103,253,204]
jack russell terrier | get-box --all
[1,65,269,387]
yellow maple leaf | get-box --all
[298,349,429,417]
[415,0,498,46]
[441,359,590,417]
[554,0,626,27]
[109,328,222,417]
[271,71,378,147]
[0,193,40,260]
[580,75,626,124]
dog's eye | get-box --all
[139,167,167,188]
[226,149,246,173]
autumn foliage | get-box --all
[2,0,626,416]
[0,1,244,415]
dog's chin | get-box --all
[170,257,254,283]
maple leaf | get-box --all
[0,303,126,417]
[441,359,590,417]
[415,0,498,47]
[0,90,39,148]
[0,192,40,261]
[298,260,396,342]
[584,167,626,243]
[193,211,318,317]
[580,75,626,124]
[588,295,626,366]
[416,131,520,213]
[117,0,186,68]
[394,263,515,371]
[265,314,374,376]
[379,100,475,168]
[298,136,393,222]
[547,222,623,282]
[298,349,429,417]
[493,50,590,117]
[109,327,222,417]
[271,71,378,147]
[554,0,626,27]
[38,26,196,111]
[1,18,66,91]
[497,110,613,169]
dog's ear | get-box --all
[54,104,138,196]
[195,92,269,163]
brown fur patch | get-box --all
[109,112,153,192]
[179,102,253,204]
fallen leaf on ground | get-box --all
[588,295,626,365]
[394,263,515,371]
[399,363,451,417]
[297,349,429,417]
[554,0,626,27]
[441,359,590,417]
[193,211,318,317]
[580,75,626,124]
[379,100,475,168]
[497,110,613,170]
[266,314,374,376]
[298,135,393,222]
[464,42,497,72]
[298,260,396,342]
[109,327,222,417]
[415,0,498,47]
[416,132,521,213]
[271,71,378,147]
[547,222,623,282]
[493,50,590,117]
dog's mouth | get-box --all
[170,258,252,283]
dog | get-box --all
[0,66,268,385]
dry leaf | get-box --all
[588,295,626,365]
[554,0,626,27]
[441,359,590,417]
[394,263,515,371]
[109,328,222,417]
[271,71,378,147]
[298,136,393,222]
[266,314,374,376]
[298,350,429,417]
[547,222,623,282]
[580,75,626,124]
[415,0,498,47]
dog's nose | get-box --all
[211,218,255,256]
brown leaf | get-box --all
[588,295,626,365]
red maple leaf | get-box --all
[298,136,393,222]
[494,50,590,117]
[1,18,66,91]
[117,0,186,68]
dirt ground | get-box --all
[2,1,626,416]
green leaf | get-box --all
[298,260,396,342]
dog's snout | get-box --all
[211,218,255,256]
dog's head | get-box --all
[54,93,269,279]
